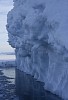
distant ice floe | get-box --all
[0,60,16,68]
[0,54,16,67]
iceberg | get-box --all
[7,0,68,99]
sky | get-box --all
[0,0,14,53]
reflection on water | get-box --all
[16,69,63,100]
[0,67,15,84]
[0,67,63,100]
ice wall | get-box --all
[7,0,68,99]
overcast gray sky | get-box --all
[0,0,14,53]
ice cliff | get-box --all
[7,0,68,99]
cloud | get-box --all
[0,0,13,34]
[0,0,14,52]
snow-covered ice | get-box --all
[7,0,68,99]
